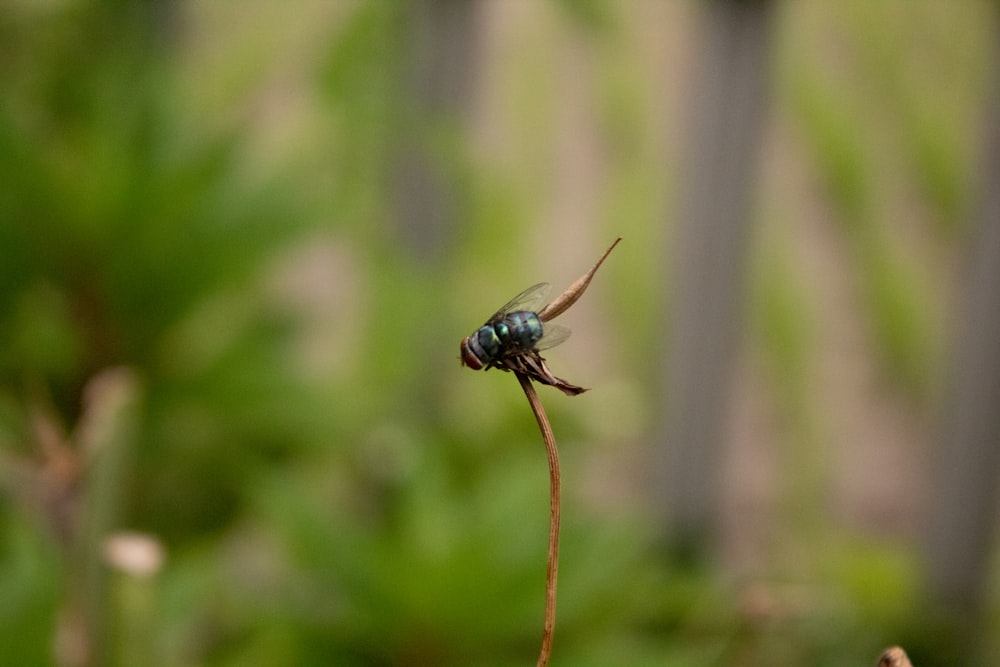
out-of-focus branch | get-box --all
[877,646,913,667]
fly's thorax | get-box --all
[476,325,502,357]
[460,324,501,369]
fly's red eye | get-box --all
[460,337,484,370]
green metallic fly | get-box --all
[460,238,621,395]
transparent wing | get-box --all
[486,282,551,322]
[535,323,571,351]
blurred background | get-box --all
[1,1,998,665]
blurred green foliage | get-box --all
[0,1,996,666]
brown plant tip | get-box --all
[537,237,621,323]
[877,646,913,667]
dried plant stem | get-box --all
[515,372,561,667]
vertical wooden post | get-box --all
[656,0,777,556]
[924,7,1000,657]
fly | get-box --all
[459,283,570,371]
[459,238,621,395]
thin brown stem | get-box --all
[516,372,560,667]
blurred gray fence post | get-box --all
[656,0,776,557]
[393,0,480,262]
[924,7,1000,655]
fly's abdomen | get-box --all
[499,311,544,350]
